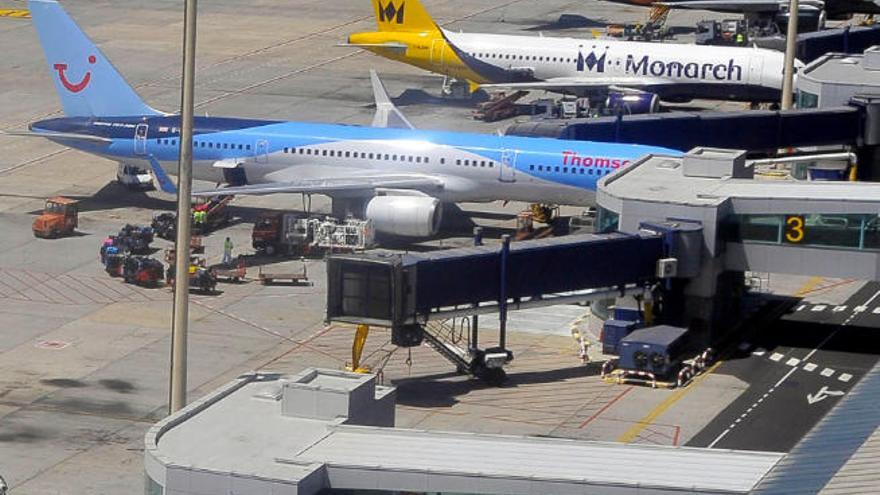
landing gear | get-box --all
[442,77,473,100]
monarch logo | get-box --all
[379,1,405,24]
[54,54,96,93]
[577,47,606,73]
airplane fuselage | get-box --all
[31,116,678,206]
[350,29,787,101]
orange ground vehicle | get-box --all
[32,197,78,238]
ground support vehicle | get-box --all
[313,218,374,252]
[473,91,528,122]
[115,224,154,254]
[116,163,153,190]
[211,259,247,283]
[166,260,218,294]
[253,213,374,256]
[191,195,233,235]
[104,253,125,277]
[122,256,164,287]
[32,197,78,239]
[257,263,309,285]
[151,212,176,240]
[252,212,312,256]
[601,325,714,388]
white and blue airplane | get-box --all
[18,0,679,238]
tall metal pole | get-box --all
[781,0,800,110]
[169,0,198,415]
[498,235,511,351]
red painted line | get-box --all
[672,425,681,446]
[579,386,635,429]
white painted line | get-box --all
[833,305,848,313]
[752,348,767,357]
[854,305,868,313]
[839,373,853,383]
[738,342,751,351]
[774,367,799,388]
[770,352,784,362]
[735,418,742,424]
[811,305,827,312]
[708,428,732,448]
[874,306,880,314]
[821,368,835,377]
[803,363,818,372]
[796,305,807,312]
[786,358,801,367]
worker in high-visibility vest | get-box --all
[223,237,234,265]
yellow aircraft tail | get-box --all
[370,0,438,33]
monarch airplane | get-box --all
[347,0,792,102]
[16,0,678,239]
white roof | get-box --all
[149,372,784,494]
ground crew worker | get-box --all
[223,236,234,265]
[736,32,745,45]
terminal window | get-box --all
[724,213,880,250]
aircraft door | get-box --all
[430,39,446,68]
[499,149,517,183]
[134,123,148,156]
[255,139,269,164]
[223,167,248,186]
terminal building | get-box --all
[145,368,783,495]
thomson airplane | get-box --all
[347,0,789,102]
[17,0,678,239]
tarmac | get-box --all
[0,0,876,493]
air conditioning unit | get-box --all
[656,258,678,278]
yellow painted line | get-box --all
[0,9,30,18]
[617,360,723,443]
[794,276,825,297]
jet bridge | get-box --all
[326,232,678,381]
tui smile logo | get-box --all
[53,55,96,93]
[379,1,405,24]
[577,46,606,73]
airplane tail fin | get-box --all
[370,0,438,33]
[28,0,161,117]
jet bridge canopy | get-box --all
[326,233,664,329]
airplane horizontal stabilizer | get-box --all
[2,130,112,145]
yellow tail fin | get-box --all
[371,0,438,32]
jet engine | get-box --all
[605,90,661,114]
[365,195,443,238]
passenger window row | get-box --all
[281,147,436,165]
[155,138,252,152]
[529,164,610,176]
[454,159,494,168]
[472,52,575,63]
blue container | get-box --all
[618,325,689,378]
[809,166,847,181]
[613,306,642,323]
[602,319,639,355]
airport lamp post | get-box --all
[170,0,198,415]
[781,0,800,109]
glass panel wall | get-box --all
[723,213,880,251]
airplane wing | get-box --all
[338,42,408,53]
[480,77,671,93]
[192,173,444,197]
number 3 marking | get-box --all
[786,216,805,243]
